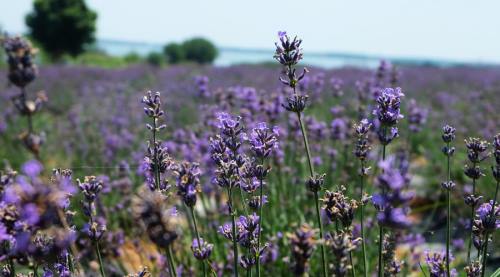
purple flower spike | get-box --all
[245,122,279,158]
[21,160,43,178]
[191,237,214,260]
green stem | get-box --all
[297,111,327,277]
[33,263,39,277]
[446,141,451,277]
[165,244,177,277]
[467,171,477,264]
[350,250,356,277]
[95,241,106,277]
[152,117,161,191]
[20,87,33,134]
[378,142,387,277]
[228,188,239,277]
[190,207,207,277]
[314,191,327,277]
[360,160,368,277]
[9,257,15,276]
[378,226,384,277]
[256,158,264,277]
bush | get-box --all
[25,0,97,60]
[123,52,142,64]
[182,37,218,64]
[146,52,164,67]
[163,43,185,64]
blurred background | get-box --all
[1,0,500,68]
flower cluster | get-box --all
[78,176,106,241]
[288,224,317,275]
[1,35,38,88]
[353,119,372,161]
[407,99,428,133]
[245,122,279,159]
[464,260,482,277]
[372,156,414,229]
[210,113,245,191]
[472,201,499,250]
[463,137,489,207]
[172,161,201,207]
[382,234,402,276]
[191,237,214,260]
[492,133,500,181]
[441,125,456,190]
[0,161,76,276]
[329,231,360,277]
[275,31,309,113]
[195,75,210,97]
[373,87,405,145]
[219,213,263,269]
[321,186,358,227]
[142,91,171,191]
[424,251,457,277]
[2,35,47,157]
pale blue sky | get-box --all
[1,0,499,63]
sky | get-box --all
[1,0,499,63]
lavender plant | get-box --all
[78,176,106,277]
[172,161,212,276]
[463,137,489,262]
[211,112,245,277]
[372,87,405,277]
[274,31,327,276]
[1,35,47,157]
[288,224,317,276]
[480,133,500,275]
[142,91,171,191]
[353,118,372,276]
[244,122,278,276]
[328,231,360,277]
[441,125,456,276]
[321,186,359,276]
[424,251,457,277]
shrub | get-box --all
[146,52,164,67]
[182,37,218,64]
[163,43,185,64]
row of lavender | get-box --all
[0,33,499,276]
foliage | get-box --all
[182,37,218,64]
[25,0,97,60]
[163,42,185,64]
[146,52,164,67]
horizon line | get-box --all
[97,38,500,68]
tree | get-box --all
[146,52,164,67]
[182,38,218,64]
[26,0,97,60]
[163,43,185,64]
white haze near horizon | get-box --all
[1,0,499,64]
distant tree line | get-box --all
[17,0,218,66]
[163,38,218,65]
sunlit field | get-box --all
[1,1,500,276]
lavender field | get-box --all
[0,33,500,277]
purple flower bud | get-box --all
[191,237,214,260]
[442,125,456,143]
[372,87,405,127]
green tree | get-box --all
[26,0,97,60]
[182,37,218,64]
[146,52,164,67]
[163,43,185,64]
